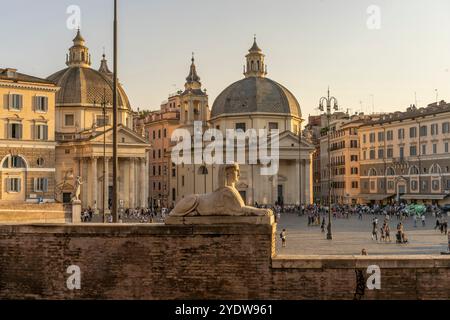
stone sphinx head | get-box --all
[218,163,240,189]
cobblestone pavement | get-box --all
[275,213,449,255]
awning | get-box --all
[400,194,448,200]
[359,194,395,201]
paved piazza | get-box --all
[275,213,449,256]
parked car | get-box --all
[441,204,450,213]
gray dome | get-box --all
[47,66,131,110]
[211,77,301,118]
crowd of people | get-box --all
[81,206,172,223]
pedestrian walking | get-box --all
[280,229,287,248]
[421,214,426,227]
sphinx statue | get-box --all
[170,163,272,217]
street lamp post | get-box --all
[319,88,339,240]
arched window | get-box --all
[386,167,395,176]
[368,168,377,176]
[430,164,442,175]
[409,166,419,175]
[2,155,27,169]
[251,60,254,71]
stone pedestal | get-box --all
[71,200,82,223]
[165,213,275,226]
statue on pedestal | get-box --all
[170,164,272,217]
[72,176,84,203]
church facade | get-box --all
[170,39,314,207]
[48,31,150,211]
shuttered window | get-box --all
[6,178,21,193]
[34,178,48,192]
[8,123,22,139]
[35,124,48,140]
[8,94,23,110]
[35,96,48,112]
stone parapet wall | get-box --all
[0,203,68,223]
[0,222,449,300]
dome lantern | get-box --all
[244,36,267,78]
[66,29,91,68]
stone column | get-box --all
[123,159,130,208]
[80,158,88,206]
[104,157,109,212]
[140,158,146,208]
[91,157,98,213]
[302,160,307,205]
[305,159,311,205]
[272,174,278,205]
[129,158,136,208]
[296,159,301,205]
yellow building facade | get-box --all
[0,68,58,202]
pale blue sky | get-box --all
[2,0,450,117]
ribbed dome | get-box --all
[47,66,131,109]
[211,77,301,118]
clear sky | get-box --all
[1,0,450,118]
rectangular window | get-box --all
[378,132,384,142]
[370,149,375,160]
[34,178,48,192]
[64,114,75,126]
[363,151,366,160]
[410,127,417,138]
[387,148,393,158]
[431,123,438,136]
[8,94,23,110]
[6,178,21,193]
[419,125,427,137]
[350,140,358,148]
[8,123,22,139]
[369,133,375,143]
[158,130,161,138]
[351,155,358,161]
[378,149,384,159]
[268,122,278,131]
[163,128,167,138]
[363,134,366,144]
[35,124,48,140]
[433,143,437,154]
[386,130,393,141]
[443,122,450,134]
[35,96,48,112]
[182,175,185,187]
[398,128,405,139]
[421,144,426,155]
[399,147,404,159]
[410,145,417,156]
[153,131,156,139]
[388,181,394,190]
[445,142,449,153]
[235,123,246,132]
[96,115,110,127]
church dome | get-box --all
[47,30,131,110]
[211,38,301,119]
[211,77,301,118]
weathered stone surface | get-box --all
[0,222,449,300]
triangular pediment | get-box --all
[274,130,315,150]
[89,125,151,146]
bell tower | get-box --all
[179,54,209,133]
[66,29,91,68]
[244,36,267,78]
